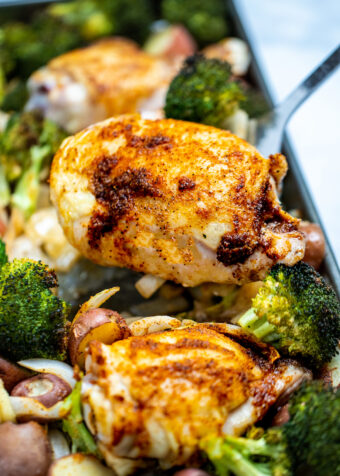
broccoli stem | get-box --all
[61,381,100,457]
[11,144,50,218]
[238,308,277,341]
[202,437,272,476]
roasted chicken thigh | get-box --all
[26,38,174,133]
[82,321,308,475]
[50,115,305,287]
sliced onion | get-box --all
[9,396,69,421]
[135,274,165,298]
[18,359,76,389]
[48,428,70,460]
[73,287,120,324]
[0,380,16,423]
[129,316,181,336]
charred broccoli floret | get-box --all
[165,54,245,127]
[161,0,229,45]
[0,111,67,217]
[284,381,340,476]
[0,243,70,361]
[201,381,340,476]
[238,262,340,367]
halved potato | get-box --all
[68,308,131,368]
[48,454,114,476]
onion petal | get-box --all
[135,274,165,299]
[129,315,182,336]
[72,287,120,324]
[0,380,16,423]
[17,359,76,388]
[9,396,69,421]
[48,428,70,459]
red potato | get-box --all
[48,454,115,476]
[271,404,290,427]
[174,471,211,476]
[0,357,31,392]
[299,221,325,270]
[11,373,71,408]
[0,421,52,476]
[68,308,131,368]
[144,24,197,60]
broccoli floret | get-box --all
[0,249,70,361]
[201,382,340,476]
[1,79,28,112]
[284,381,340,476]
[0,111,67,217]
[161,0,229,45]
[238,262,340,367]
[241,88,270,119]
[47,1,113,42]
[96,0,155,43]
[61,381,100,456]
[165,54,245,128]
[201,426,292,476]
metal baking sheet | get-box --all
[1,0,339,299]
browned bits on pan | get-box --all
[217,232,256,266]
[178,176,196,191]
[88,163,162,248]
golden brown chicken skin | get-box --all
[50,115,305,287]
[82,322,307,475]
[26,38,174,132]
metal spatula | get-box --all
[255,45,340,157]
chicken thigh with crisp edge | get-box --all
[82,320,308,476]
[50,115,305,287]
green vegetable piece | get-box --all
[61,381,100,457]
[0,239,8,268]
[238,262,340,367]
[284,381,340,476]
[0,258,70,361]
[0,111,67,218]
[201,427,291,476]
[165,54,245,128]
[161,0,229,45]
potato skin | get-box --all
[69,308,131,366]
[11,373,71,408]
[0,421,52,476]
[173,471,211,476]
[300,221,325,270]
[0,357,31,392]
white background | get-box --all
[239,0,340,265]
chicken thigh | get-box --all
[25,38,174,133]
[82,321,308,475]
[50,115,305,287]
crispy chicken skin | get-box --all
[26,38,174,133]
[82,322,307,475]
[50,115,304,287]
